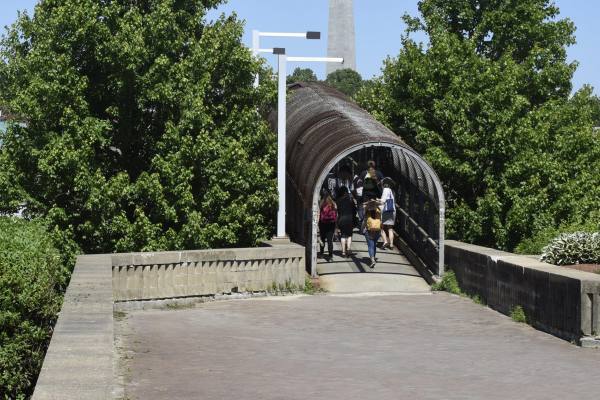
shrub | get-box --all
[0,217,71,399]
[540,232,600,266]
[515,218,600,255]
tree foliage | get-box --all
[0,0,278,254]
[287,67,317,84]
[358,0,600,250]
[0,217,72,399]
[326,68,363,98]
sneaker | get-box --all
[369,258,376,268]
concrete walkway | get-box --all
[117,293,600,400]
[317,232,430,293]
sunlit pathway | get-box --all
[316,231,430,293]
[117,293,600,400]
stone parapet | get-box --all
[446,240,600,342]
[112,244,306,301]
[32,255,114,400]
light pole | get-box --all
[252,30,320,87]
[252,29,343,239]
[273,52,343,239]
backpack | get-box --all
[366,212,381,231]
[383,190,395,212]
[363,175,377,191]
[320,204,337,223]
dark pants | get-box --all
[319,221,336,257]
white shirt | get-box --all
[380,187,395,212]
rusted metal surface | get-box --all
[270,82,445,276]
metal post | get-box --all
[276,54,287,238]
[252,30,260,87]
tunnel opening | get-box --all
[275,82,445,281]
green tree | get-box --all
[0,0,277,253]
[591,95,600,127]
[287,67,318,84]
[358,0,600,250]
[326,68,363,97]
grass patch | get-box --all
[431,271,462,295]
[165,302,196,310]
[113,310,127,321]
[510,305,527,323]
[431,270,486,305]
[303,276,326,295]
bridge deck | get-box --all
[117,293,600,400]
[316,232,430,293]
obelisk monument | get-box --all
[326,0,356,75]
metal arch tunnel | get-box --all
[275,82,445,279]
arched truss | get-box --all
[274,82,445,278]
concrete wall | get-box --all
[446,240,600,341]
[32,255,114,400]
[111,244,306,301]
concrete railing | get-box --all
[32,255,114,399]
[32,242,305,399]
[112,245,306,301]
[446,240,600,342]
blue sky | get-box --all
[1,0,598,94]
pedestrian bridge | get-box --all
[275,82,445,280]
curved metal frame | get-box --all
[269,82,446,280]
[310,141,445,278]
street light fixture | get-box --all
[251,29,343,239]
[252,30,321,87]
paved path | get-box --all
[317,232,430,293]
[118,293,600,400]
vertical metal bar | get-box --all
[312,207,319,277]
[438,206,445,276]
[252,30,260,87]
[276,54,287,238]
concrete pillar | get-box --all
[327,0,356,76]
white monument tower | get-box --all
[327,0,356,75]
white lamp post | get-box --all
[252,30,343,239]
[274,52,343,239]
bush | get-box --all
[515,218,600,255]
[0,217,71,399]
[541,232,600,266]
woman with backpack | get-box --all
[380,178,396,249]
[362,200,382,268]
[361,164,382,201]
[335,186,356,257]
[319,194,337,261]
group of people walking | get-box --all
[318,160,396,269]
